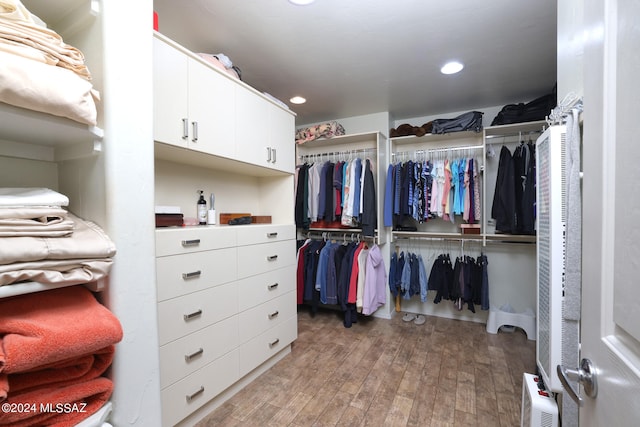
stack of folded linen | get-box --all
[0,0,99,125]
[0,188,116,288]
[0,286,123,427]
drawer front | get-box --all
[157,281,238,345]
[239,290,296,343]
[155,227,236,257]
[161,349,239,427]
[236,224,295,246]
[156,247,237,301]
[159,315,238,388]
[236,239,295,279]
[239,315,297,378]
[237,265,295,312]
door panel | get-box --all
[580,0,640,424]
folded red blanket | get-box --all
[0,377,113,427]
[0,286,123,375]
[0,345,114,400]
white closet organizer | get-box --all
[153,32,298,426]
[295,131,388,245]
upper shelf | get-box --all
[0,102,104,162]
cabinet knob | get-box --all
[267,283,279,290]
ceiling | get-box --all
[154,0,557,126]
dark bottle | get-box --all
[197,190,207,225]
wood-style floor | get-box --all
[196,306,536,427]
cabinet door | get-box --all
[153,38,189,147]
[235,84,270,167]
[188,58,236,159]
[268,104,295,173]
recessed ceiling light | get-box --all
[288,0,315,5]
[440,61,464,75]
[290,96,306,104]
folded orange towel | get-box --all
[0,286,123,375]
[0,376,113,427]
[0,345,114,400]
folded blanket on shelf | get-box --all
[0,258,112,287]
[0,212,115,266]
[0,50,98,125]
[0,345,115,399]
[0,376,113,427]
[0,207,73,237]
[0,286,123,376]
[0,0,91,80]
[295,121,346,145]
[0,188,69,207]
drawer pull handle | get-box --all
[266,232,278,238]
[182,118,189,140]
[183,309,203,321]
[268,283,279,290]
[185,348,204,362]
[186,386,204,402]
[269,338,280,348]
[181,239,201,247]
[267,255,278,261]
[268,310,279,320]
[182,270,201,280]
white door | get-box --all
[578,0,640,424]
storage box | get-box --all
[219,213,251,224]
[251,215,272,224]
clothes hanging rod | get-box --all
[484,130,544,140]
[391,144,482,157]
[298,147,376,159]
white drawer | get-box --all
[155,226,236,257]
[156,247,237,301]
[239,315,297,378]
[159,315,238,388]
[161,349,239,427]
[239,291,296,343]
[236,224,295,246]
[237,265,296,312]
[236,239,295,279]
[157,281,238,345]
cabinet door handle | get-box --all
[182,270,201,279]
[266,147,272,162]
[184,347,204,362]
[191,121,198,142]
[182,118,189,139]
[266,232,278,238]
[266,255,278,261]
[186,386,205,402]
[271,148,277,163]
[181,239,201,247]
[183,309,203,321]
[268,310,279,320]
[269,338,280,348]
[268,283,279,290]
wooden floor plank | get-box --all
[195,307,536,427]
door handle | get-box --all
[557,358,598,406]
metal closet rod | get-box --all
[392,144,482,156]
[485,129,543,141]
[298,148,376,159]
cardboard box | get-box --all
[251,215,272,224]
[219,213,251,224]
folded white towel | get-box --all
[0,188,69,207]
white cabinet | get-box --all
[154,225,297,426]
[153,35,236,159]
[235,84,295,172]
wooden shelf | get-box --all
[0,102,103,162]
